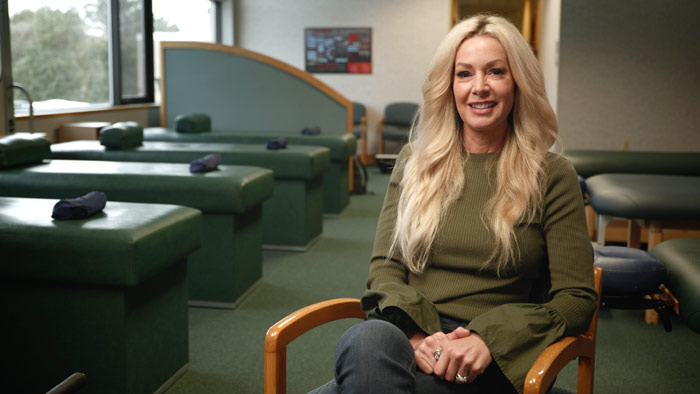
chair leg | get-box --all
[576,356,595,394]
[264,347,286,394]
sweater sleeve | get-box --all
[465,155,597,393]
[361,146,443,335]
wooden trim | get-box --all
[521,0,533,44]
[451,0,459,25]
[14,103,157,121]
[158,41,353,134]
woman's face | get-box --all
[453,35,515,140]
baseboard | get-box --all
[188,279,262,310]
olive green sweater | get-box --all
[361,147,597,393]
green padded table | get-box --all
[586,174,700,249]
[651,238,700,334]
[143,127,355,214]
[51,140,331,250]
[564,150,700,178]
[0,197,201,394]
[0,159,273,308]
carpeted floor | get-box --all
[165,165,700,394]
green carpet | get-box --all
[165,165,700,394]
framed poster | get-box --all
[305,27,372,74]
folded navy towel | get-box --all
[301,126,321,135]
[52,191,107,220]
[266,137,289,150]
[190,153,221,173]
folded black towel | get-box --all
[301,126,321,135]
[52,191,107,220]
[266,137,289,150]
[190,153,221,173]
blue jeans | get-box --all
[314,319,517,394]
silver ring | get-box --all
[455,373,469,384]
[433,348,442,361]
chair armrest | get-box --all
[264,298,365,394]
[46,372,87,394]
[523,335,595,394]
[524,266,602,394]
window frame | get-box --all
[7,0,221,117]
[109,0,155,105]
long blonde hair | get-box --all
[392,14,558,275]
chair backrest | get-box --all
[352,102,366,125]
[384,102,419,126]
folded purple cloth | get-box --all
[52,191,107,220]
[301,126,321,135]
[266,137,289,150]
[190,153,221,173]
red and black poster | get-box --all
[305,28,372,74]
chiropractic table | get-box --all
[0,196,201,394]
[586,174,700,330]
[144,127,356,214]
[51,139,330,251]
[1,134,273,308]
[565,150,700,243]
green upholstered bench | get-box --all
[51,140,331,250]
[0,197,201,394]
[651,238,700,334]
[564,150,700,178]
[0,159,273,308]
[143,127,354,214]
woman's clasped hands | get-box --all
[409,327,492,384]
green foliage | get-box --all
[11,6,110,103]
[10,1,179,105]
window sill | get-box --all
[14,102,160,120]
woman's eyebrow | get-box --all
[454,59,507,68]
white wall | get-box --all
[536,0,560,115]
[557,0,700,152]
[234,0,452,154]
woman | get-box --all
[331,14,597,394]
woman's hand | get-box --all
[432,332,492,383]
[409,328,471,375]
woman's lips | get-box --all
[468,101,496,114]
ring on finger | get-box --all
[433,348,442,361]
[455,373,469,384]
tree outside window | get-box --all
[9,0,183,114]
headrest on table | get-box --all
[0,133,51,168]
[99,121,143,149]
[175,113,211,133]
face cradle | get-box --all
[452,35,515,147]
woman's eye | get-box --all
[456,70,471,78]
[490,68,506,75]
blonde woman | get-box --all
[327,14,596,394]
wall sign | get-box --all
[305,27,372,74]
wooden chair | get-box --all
[265,266,602,394]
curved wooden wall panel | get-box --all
[159,42,352,134]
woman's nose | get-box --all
[471,75,489,96]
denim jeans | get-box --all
[313,319,518,394]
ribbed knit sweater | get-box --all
[361,147,597,393]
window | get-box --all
[152,0,216,102]
[10,0,110,113]
[9,0,217,115]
